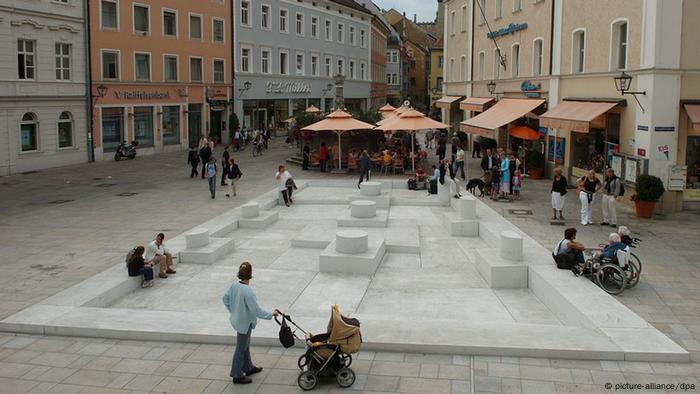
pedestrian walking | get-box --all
[472,139,481,158]
[437,132,447,162]
[319,142,329,172]
[221,146,231,186]
[199,143,212,179]
[455,145,465,180]
[302,144,310,170]
[499,152,510,199]
[601,168,622,227]
[551,168,568,220]
[223,262,279,385]
[276,165,294,206]
[226,158,242,198]
[578,170,601,225]
[187,145,200,178]
[198,135,208,150]
[358,150,371,188]
[512,170,522,200]
[425,129,434,149]
[206,157,218,199]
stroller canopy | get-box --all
[319,304,362,354]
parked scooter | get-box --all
[114,140,139,161]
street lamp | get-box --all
[95,84,108,99]
[88,84,109,163]
[486,80,497,95]
[613,71,646,112]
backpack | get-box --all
[552,240,576,270]
[407,178,417,190]
[125,247,137,268]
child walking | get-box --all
[512,170,523,200]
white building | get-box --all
[0,0,88,176]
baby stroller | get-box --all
[274,305,362,391]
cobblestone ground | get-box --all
[0,136,698,393]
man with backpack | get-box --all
[601,168,623,227]
[199,143,212,179]
[226,158,242,198]
[206,157,218,199]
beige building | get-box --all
[443,0,700,211]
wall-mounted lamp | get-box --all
[613,72,646,113]
[238,81,252,97]
[322,83,334,97]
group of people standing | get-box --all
[551,167,623,226]
[188,137,243,199]
[480,148,523,200]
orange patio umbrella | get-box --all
[378,103,397,119]
[302,109,375,170]
[375,108,449,171]
[508,126,541,140]
[305,105,321,113]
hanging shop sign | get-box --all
[487,23,528,39]
[265,81,312,94]
[521,80,541,98]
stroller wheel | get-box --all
[297,354,308,370]
[336,367,356,388]
[298,370,318,391]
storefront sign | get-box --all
[655,126,675,132]
[520,80,541,98]
[637,125,649,131]
[668,165,686,192]
[487,23,528,39]
[265,81,312,94]
[637,148,647,157]
[114,91,171,100]
[656,144,670,161]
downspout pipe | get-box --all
[85,0,94,162]
[548,0,555,75]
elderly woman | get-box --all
[551,168,568,220]
[602,233,627,260]
[223,262,278,385]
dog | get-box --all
[465,178,486,197]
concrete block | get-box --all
[474,248,528,289]
[238,211,279,229]
[443,213,479,237]
[500,231,523,261]
[348,193,391,209]
[336,230,369,254]
[337,210,389,228]
[241,202,259,218]
[438,179,452,205]
[456,195,477,219]
[319,238,386,275]
[178,237,236,264]
[351,200,377,218]
[185,229,210,249]
[360,181,382,196]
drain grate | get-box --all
[116,192,138,197]
[49,199,74,204]
[96,183,116,187]
[508,209,533,216]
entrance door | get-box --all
[256,109,267,130]
[210,110,222,144]
[188,104,202,147]
[101,107,123,152]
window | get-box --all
[240,47,250,72]
[102,108,123,151]
[437,76,443,91]
[163,10,177,37]
[58,112,73,148]
[261,49,270,73]
[450,11,455,35]
[307,16,318,38]
[101,0,118,29]
[189,14,202,39]
[360,29,366,47]
[360,62,366,80]
[133,4,149,33]
[478,0,486,24]
[495,0,503,19]
[478,52,484,80]
[17,39,35,79]
[511,44,520,77]
[261,5,270,29]
[164,55,178,81]
[611,20,628,70]
[325,20,332,40]
[55,43,71,80]
[279,9,288,32]
[213,59,225,83]
[240,0,250,26]
[337,57,345,76]
[493,49,500,79]
[461,5,468,32]
[311,55,319,76]
[324,56,332,77]
[161,105,180,145]
[134,53,150,81]
[20,113,38,152]
[280,50,288,75]
[438,55,444,68]
[449,58,455,81]
[349,59,355,79]
[572,29,585,73]
[101,50,119,79]
[295,13,304,36]
[133,107,153,147]
[349,26,355,45]
[387,50,399,63]
[386,73,398,85]
[213,19,224,43]
[460,56,466,81]
[533,38,543,75]
[190,57,202,81]
[337,23,344,43]
[296,52,304,75]
[513,0,522,12]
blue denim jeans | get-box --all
[207,176,216,198]
[230,325,253,379]
[140,266,154,281]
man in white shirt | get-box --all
[145,233,175,279]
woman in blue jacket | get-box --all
[222,262,278,385]
[499,152,510,199]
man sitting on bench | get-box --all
[145,233,176,279]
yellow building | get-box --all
[428,37,444,117]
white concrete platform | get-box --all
[179,237,236,265]
[0,180,688,362]
[443,213,480,237]
[337,210,389,228]
[348,193,391,209]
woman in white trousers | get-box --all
[578,170,602,225]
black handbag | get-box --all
[552,240,576,270]
[278,317,295,348]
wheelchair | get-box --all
[577,247,640,295]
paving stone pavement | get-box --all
[0,136,699,393]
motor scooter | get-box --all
[114,140,139,161]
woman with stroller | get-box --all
[222,262,279,385]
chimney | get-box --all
[414,14,417,23]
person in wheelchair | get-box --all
[617,226,633,245]
[597,233,628,265]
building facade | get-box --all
[233,0,372,132]
[428,37,444,116]
[0,0,88,175]
[89,0,232,160]
[355,0,390,111]
[444,0,700,211]
[385,32,403,106]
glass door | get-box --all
[188,104,202,147]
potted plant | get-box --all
[525,149,545,179]
[631,174,665,218]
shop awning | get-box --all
[684,104,700,133]
[539,101,619,133]
[460,98,546,138]
[435,96,464,109]
[460,97,495,113]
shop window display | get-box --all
[571,113,620,173]
[686,136,700,191]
